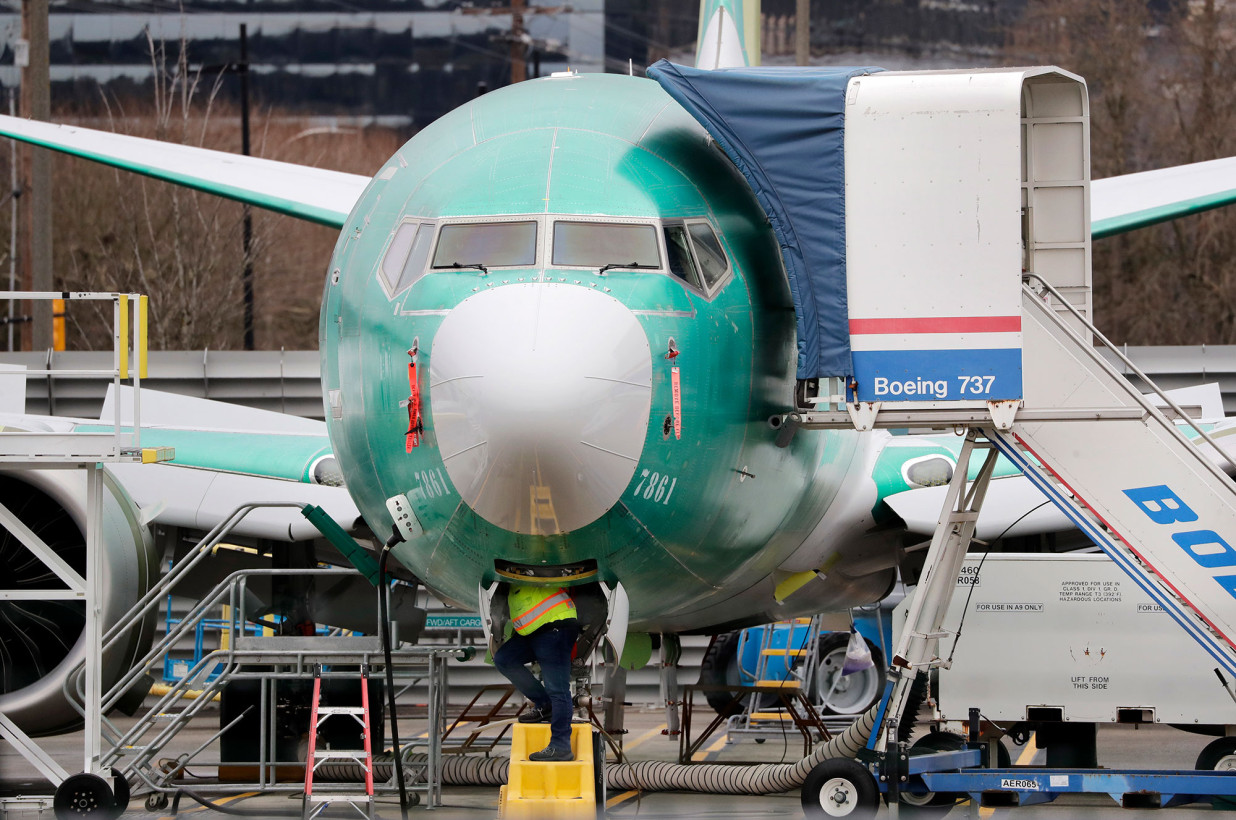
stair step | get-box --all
[316,706,366,715]
[314,750,370,760]
[749,711,794,721]
[307,793,372,803]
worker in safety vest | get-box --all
[494,584,580,761]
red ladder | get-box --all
[302,665,376,820]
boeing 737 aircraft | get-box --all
[3,0,1236,739]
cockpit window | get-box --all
[552,221,660,269]
[663,225,701,288]
[687,222,729,290]
[388,223,434,294]
[432,221,537,269]
[380,221,428,295]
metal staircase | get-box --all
[726,617,833,742]
[786,278,1236,762]
[985,282,1236,678]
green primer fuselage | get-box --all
[321,73,889,631]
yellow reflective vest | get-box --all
[509,585,577,635]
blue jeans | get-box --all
[494,619,579,750]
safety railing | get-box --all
[0,291,160,463]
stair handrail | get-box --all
[58,502,327,723]
[1023,272,1236,475]
[99,501,311,655]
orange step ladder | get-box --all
[302,665,375,820]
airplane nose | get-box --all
[429,283,652,535]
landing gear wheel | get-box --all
[593,728,606,819]
[698,631,746,717]
[144,793,170,811]
[53,773,118,820]
[1196,736,1236,808]
[801,758,880,819]
[815,635,885,715]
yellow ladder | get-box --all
[499,723,596,820]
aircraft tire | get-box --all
[697,631,746,717]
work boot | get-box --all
[529,745,574,762]
[518,705,552,724]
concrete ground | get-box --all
[2,695,1232,819]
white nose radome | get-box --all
[429,283,652,535]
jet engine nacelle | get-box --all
[0,468,159,736]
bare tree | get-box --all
[1009,0,1236,345]
[0,27,404,351]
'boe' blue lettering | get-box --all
[1123,485,1199,525]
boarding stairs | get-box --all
[826,280,1236,808]
[798,279,1236,686]
[987,281,1236,680]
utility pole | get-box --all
[463,1,567,85]
[239,23,254,351]
[199,26,255,350]
[509,0,527,84]
[796,0,810,66]
[19,0,51,351]
[648,1,671,65]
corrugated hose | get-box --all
[313,699,880,795]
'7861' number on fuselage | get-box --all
[633,468,677,505]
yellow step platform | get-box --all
[499,723,596,820]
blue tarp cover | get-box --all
[646,60,882,381]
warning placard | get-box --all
[1058,579,1122,603]
[974,602,1043,613]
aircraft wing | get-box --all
[1,112,1234,239]
[0,114,369,228]
[1091,156,1236,238]
[1,383,361,541]
[100,386,362,540]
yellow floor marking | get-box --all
[691,732,729,762]
[159,791,257,820]
[951,801,996,818]
[950,734,1036,817]
[606,789,642,808]
[621,723,667,752]
[1015,732,1038,766]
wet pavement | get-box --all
[2,696,1231,818]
